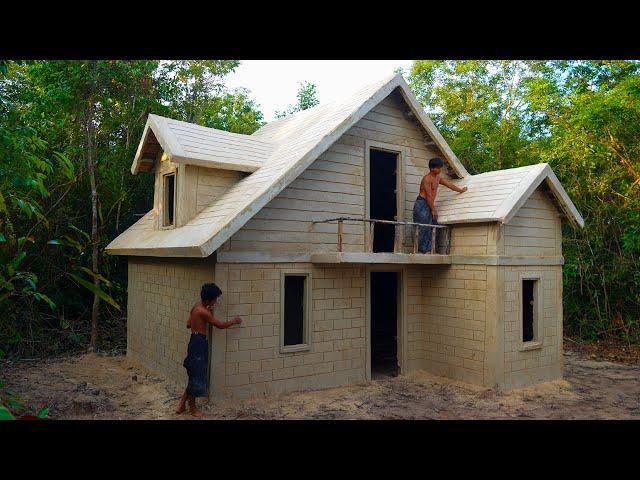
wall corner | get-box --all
[483,265,505,388]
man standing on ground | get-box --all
[413,157,467,253]
[176,282,242,417]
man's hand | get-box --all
[432,208,438,220]
[458,186,468,193]
[233,316,242,325]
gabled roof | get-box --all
[107,74,470,257]
[131,114,275,174]
[106,74,582,258]
[435,163,585,228]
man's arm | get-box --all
[202,308,241,329]
[439,177,468,193]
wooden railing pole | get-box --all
[369,222,375,252]
[393,224,398,253]
[315,218,448,256]
[431,226,437,254]
[445,227,451,254]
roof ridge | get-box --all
[108,73,584,259]
[253,73,400,139]
[491,163,553,224]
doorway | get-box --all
[369,149,398,252]
[370,271,399,378]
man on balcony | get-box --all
[413,157,468,254]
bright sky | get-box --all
[226,60,414,122]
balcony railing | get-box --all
[312,217,450,255]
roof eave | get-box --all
[131,114,186,175]
[495,163,585,229]
[544,167,585,228]
[171,155,260,173]
[104,244,205,258]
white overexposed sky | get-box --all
[225,60,414,122]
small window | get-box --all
[163,173,175,227]
[522,279,537,343]
[281,272,311,352]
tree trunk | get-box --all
[86,61,100,352]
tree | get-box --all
[16,60,161,351]
[200,88,264,134]
[408,59,640,341]
[0,61,58,330]
[159,60,240,123]
[0,59,265,357]
[275,81,319,118]
[526,61,640,338]
[409,61,537,173]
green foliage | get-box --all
[409,60,640,341]
[200,88,264,134]
[159,60,241,123]
[68,273,120,311]
[409,61,537,173]
[0,62,59,333]
[275,81,320,119]
[0,406,15,420]
[0,60,263,357]
[0,376,49,420]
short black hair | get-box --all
[429,157,444,169]
[201,282,222,302]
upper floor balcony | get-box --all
[309,217,452,265]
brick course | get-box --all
[126,255,563,397]
[502,265,563,388]
[218,263,366,398]
[127,256,215,388]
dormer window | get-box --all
[163,172,176,227]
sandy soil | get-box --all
[3,347,639,420]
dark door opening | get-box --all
[370,149,398,252]
[371,271,399,378]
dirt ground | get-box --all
[3,343,640,420]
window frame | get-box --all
[279,270,312,354]
[161,172,176,228]
[518,273,543,351]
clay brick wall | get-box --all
[127,256,215,387]
[406,264,489,384]
[421,265,488,385]
[502,265,563,388]
[215,262,366,398]
[448,224,493,255]
[406,266,428,370]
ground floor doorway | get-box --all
[370,271,400,378]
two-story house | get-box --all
[106,73,584,399]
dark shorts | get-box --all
[412,196,438,253]
[183,332,209,397]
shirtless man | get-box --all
[413,157,467,253]
[176,282,241,417]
